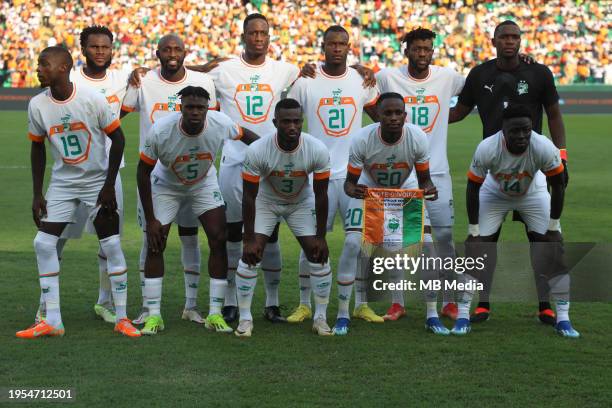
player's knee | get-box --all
[227,222,242,242]
[93,211,118,236]
[207,228,227,251]
[343,231,362,258]
[34,231,59,258]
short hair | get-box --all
[80,25,113,49]
[502,104,532,121]
[243,13,268,32]
[41,46,73,69]
[177,86,210,101]
[323,25,349,41]
[274,98,302,116]
[494,20,520,37]
[402,27,436,48]
[376,92,404,107]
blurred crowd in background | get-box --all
[1,0,610,87]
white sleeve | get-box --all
[121,84,140,112]
[540,140,564,177]
[287,78,306,106]
[27,101,46,142]
[216,112,242,141]
[140,128,158,164]
[451,70,466,97]
[412,127,430,166]
[96,94,120,134]
[203,75,218,110]
[347,132,366,176]
[312,143,331,179]
[468,142,489,183]
[242,144,263,182]
[364,84,379,108]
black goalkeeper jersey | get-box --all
[457,59,559,138]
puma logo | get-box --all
[484,84,494,93]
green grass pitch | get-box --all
[1,111,611,406]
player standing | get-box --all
[341,92,441,335]
[121,34,217,325]
[376,28,464,322]
[450,20,568,324]
[453,104,578,338]
[203,14,300,324]
[287,25,380,328]
[17,46,139,338]
[235,99,332,337]
[137,86,258,334]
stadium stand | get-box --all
[1,0,610,87]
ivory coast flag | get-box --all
[363,188,424,247]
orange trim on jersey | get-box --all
[313,170,330,180]
[121,105,135,112]
[103,119,121,135]
[467,171,485,184]
[28,132,45,143]
[80,67,108,82]
[157,68,186,84]
[106,94,121,105]
[139,152,156,166]
[559,149,568,161]
[150,102,181,124]
[319,66,348,79]
[377,126,404,146]
[49,84,77,105]
[274,133,301,153]
[234,125,244,140]
[364,94,379,108]
[544,163,564,177]
[414,161,429,171]
[210,102,220,111]
[242,172,260,183]
[347,164,362,176]
[405,66,431,82]
[239,54,267,68]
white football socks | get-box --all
[298,250,312,307]
[180,235,200,310]
[100,235,128,321]
[209,278,228,316]
[309,261,332,320]
[236,260,258,321]
[144,277,163,317]
[34,232,61,327]
[261,241,282,307]
[225,241,241,307]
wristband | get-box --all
[559,149,567,161]
[468,224,480,236]
[548,218,561,231]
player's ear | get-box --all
[272,117,278,129]
[155,49,160,59]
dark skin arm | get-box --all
[311,177,330,264]
[364,105,378,123]
[344,171,368,199]
[416,167,438,201]
[544,102,569,187]
[449,102,473,123]
[98,127,125,212]
[31,141,46,228]
[239,127,259,146]
[241,179,261,266]
[137,160,165,253]
[466,179,482,226]
[544,172,565,242]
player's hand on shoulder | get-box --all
[97,183,117,212]
[128,66,150,87]
[351,64,376,88]
[345,183,368,199]
[188,57,230,73]
[299,63,317,79]
[519,53,535,64]
[423,185,438,201]
[242,239,262,267]
[31,194,47,228]
[146,219,166,253]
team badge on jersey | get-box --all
[234,75,275,124]
[150,94,181,124]
[517,80,529,95]
[403,88,440,133]
[170,146,213,186]
[316,88,357,137]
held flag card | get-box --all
[363,188,425,248]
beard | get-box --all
[85,56,112,72]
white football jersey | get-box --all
[141,111,242,191]
[242,132,330,204]
[71,67,128,167]
[122,68,217,152]
[28,84,120,188]
[376,65,464,175]
[348,122,430,188]
[468,130,564,197]
[288,65,379,180]
[208,55,299,167]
